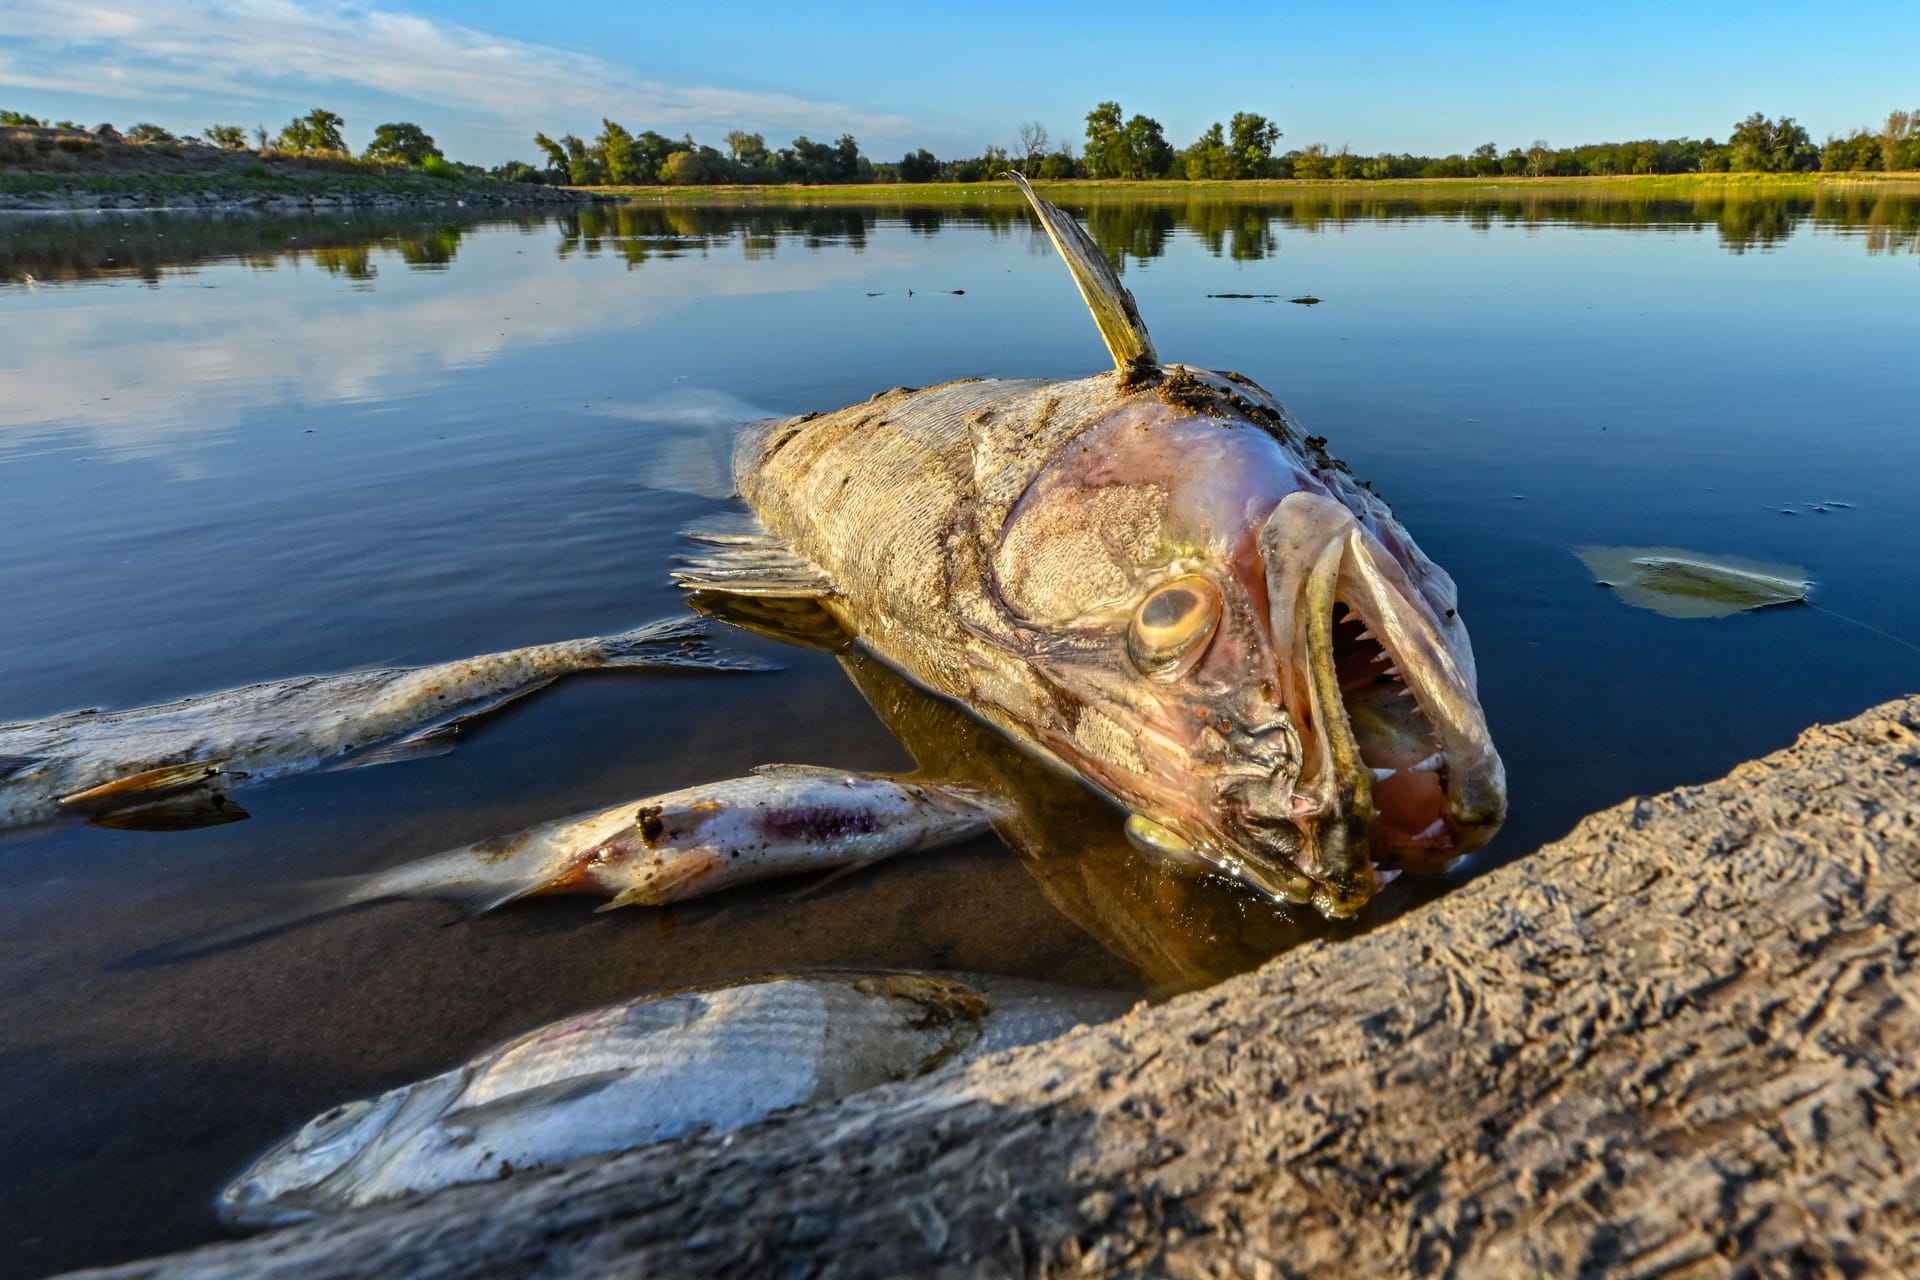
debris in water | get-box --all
[1574,546,1810,619]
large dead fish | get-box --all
[677,176,1505,917]
[0,617,763,832]
[218,970,1133,1226]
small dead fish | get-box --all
[218,970,1132,1226]
[0,617,766,832]
[1575,546,1811,619]
[158,765,1000,955]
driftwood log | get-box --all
[78,695,1920,1278]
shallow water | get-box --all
[1,190,1917,1276]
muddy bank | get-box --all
[66,691,1920,1278]
[0,125,602,212]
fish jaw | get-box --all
[1256,491,1506,911]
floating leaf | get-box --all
[1575,546,1811,619]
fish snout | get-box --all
[1256,493,1507,911]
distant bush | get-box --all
[420,153,459,180]
[126,123,176,143]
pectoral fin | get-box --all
[671,524,837,599]
[59,759,227,807]
[439,1070,632,1138]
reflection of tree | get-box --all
[395,224,464,269]
[311,245,375,281]
[1709,196,1807,254]
[1078,203,1175,270]
[8,192,1911,292]
[0,208,516,285]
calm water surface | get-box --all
[1,191,1916,1275]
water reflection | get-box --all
[0,208,525,286]
[4,188,1911,291]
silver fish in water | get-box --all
[179,764,1001,950]
[219,970,1132,1226]
[677,177,1505,917]
[0,617,763,832]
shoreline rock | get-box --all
[63,691,1920,1278]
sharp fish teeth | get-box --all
[1355,628,1377,642]
[1370,766,1398,781]
[1371,651,1393,665]
[1413,819,1447,841]
[1408,753,1444,774]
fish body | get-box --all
[305,763,1002,918]
[682,179,1505,917]
[0,617,758,832]
[219,971,1129,1226]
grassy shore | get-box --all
[604,171,1920,205]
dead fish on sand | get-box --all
[676,175,1505,916]
[0,617,766,832]
[170,765,1001,952]
[219,970,1133,1226]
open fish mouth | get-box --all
[1247,492,1506,916]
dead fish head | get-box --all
[986,371,1504,917]
[216,1076,451,1228]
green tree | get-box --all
[1,110,42,126]
[125,122,175,143]
[1184,123,1235,180]
[1120,113,1174,178]
[1228,112,1281,177]
[1728,112,1814,172]
[1820,130,1882,172]
[898,148,939,182]
[660,149,709,184]
[725,130,770,171]
[204,124,247,150]
[277,108,345,153]
[596,119,640,184]
[1292,143,1331,180]
[364,122,441,166]
[1084,101,1127,177]
[1468,142,1500,177]
[1038,147,1078,180]
[532,131,569,180]
[1329,144,1357,179]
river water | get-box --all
[1,188,1916,1275]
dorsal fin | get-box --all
[1008,172,1158,372]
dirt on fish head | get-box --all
[976,367,1505,918]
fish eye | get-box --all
[296,1100,372,1148]
[1126,576,1221,680]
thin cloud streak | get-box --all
[2,0,913,146]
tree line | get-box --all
[2,106,468,175]
[9,102,1918,185]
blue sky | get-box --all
[3,1,1915,165]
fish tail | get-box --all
[120,873,392,965]
[123,841,579,966]
[590,616,779,673]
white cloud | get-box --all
[0,0,913,150]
